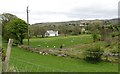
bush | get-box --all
[92,34,100,42]
[84,46,103,63]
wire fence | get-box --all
[8,56,65,72]
[1,44,119,72]
[7,51,119,72]
[0,48,118,72]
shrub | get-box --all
[84,46,103,63]
[92,34,100,42]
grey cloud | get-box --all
[66,6,117,19]
[30,6,117,20]
[30,10,68,15]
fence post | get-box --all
[0,48,2,74]
[3,39,13,72]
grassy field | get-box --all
[2,43,118,72]
[2,34,118,72]
[23,34,108,57]
[23,34,93,48]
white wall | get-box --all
[49,34,56,36]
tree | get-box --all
[30,25,41,37]
[92,34,98,42]
[58,25,69,36]
[72,25,81,35]
[5,18,28,45]
[30,25,47,38]
[39,26,47,38]
[1,13,18,41]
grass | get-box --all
[23,34,93,48]
[3,38,118,72]
[0,60,2,73]
[23,34,108,58]
[0,35,2,73]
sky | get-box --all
[0,0,119,24]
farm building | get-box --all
[45,30,58,37]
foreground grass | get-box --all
[0,60,2,73]
[0,35,2,73]
[3,43,118,72]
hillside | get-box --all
[32,18,119,26]
[33,19,104,26]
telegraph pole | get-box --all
[27,6,30,49]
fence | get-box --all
[8,57,65,72]
[2,45,119,72]
[7,51,119,72]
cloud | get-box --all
[0,0,119,24]
[66,6,118,19]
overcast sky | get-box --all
[0,0,119,24]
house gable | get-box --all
[45,30,58,36]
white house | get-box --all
[79,24,87,27]
[81,28,86,34]
[45,30,58,37]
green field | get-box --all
[2,43,118,72]
[2,35,118,72]
[23,34,93,48]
